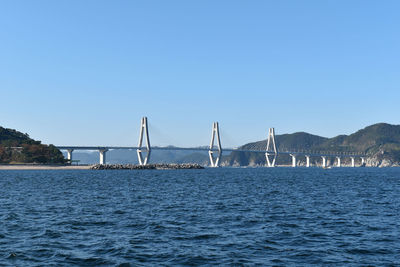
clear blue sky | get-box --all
[1,1,399,147]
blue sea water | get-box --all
[0,168,400,266]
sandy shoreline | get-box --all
[0,165,92,170]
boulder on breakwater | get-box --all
[91,163,204,170]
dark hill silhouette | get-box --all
[0,126,64,164]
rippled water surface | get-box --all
[1,168,400,266]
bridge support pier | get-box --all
[321,156,327,168]
[67,149,74,162]
[336,157,341,167]
[99,149,108,164]
[361,157,365,166]
[351,157,355,167]
[305,155,310,167]
[290,154,297,167]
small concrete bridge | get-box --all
[57,117,366,168]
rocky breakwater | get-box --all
[91,163,204,170]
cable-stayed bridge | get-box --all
[57,117,366,168]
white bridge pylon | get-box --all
[137,117,151,166]
[265,128,278,167]
[209,122,222,167]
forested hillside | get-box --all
[0,127,64,164]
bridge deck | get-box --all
[57,146,364,158]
